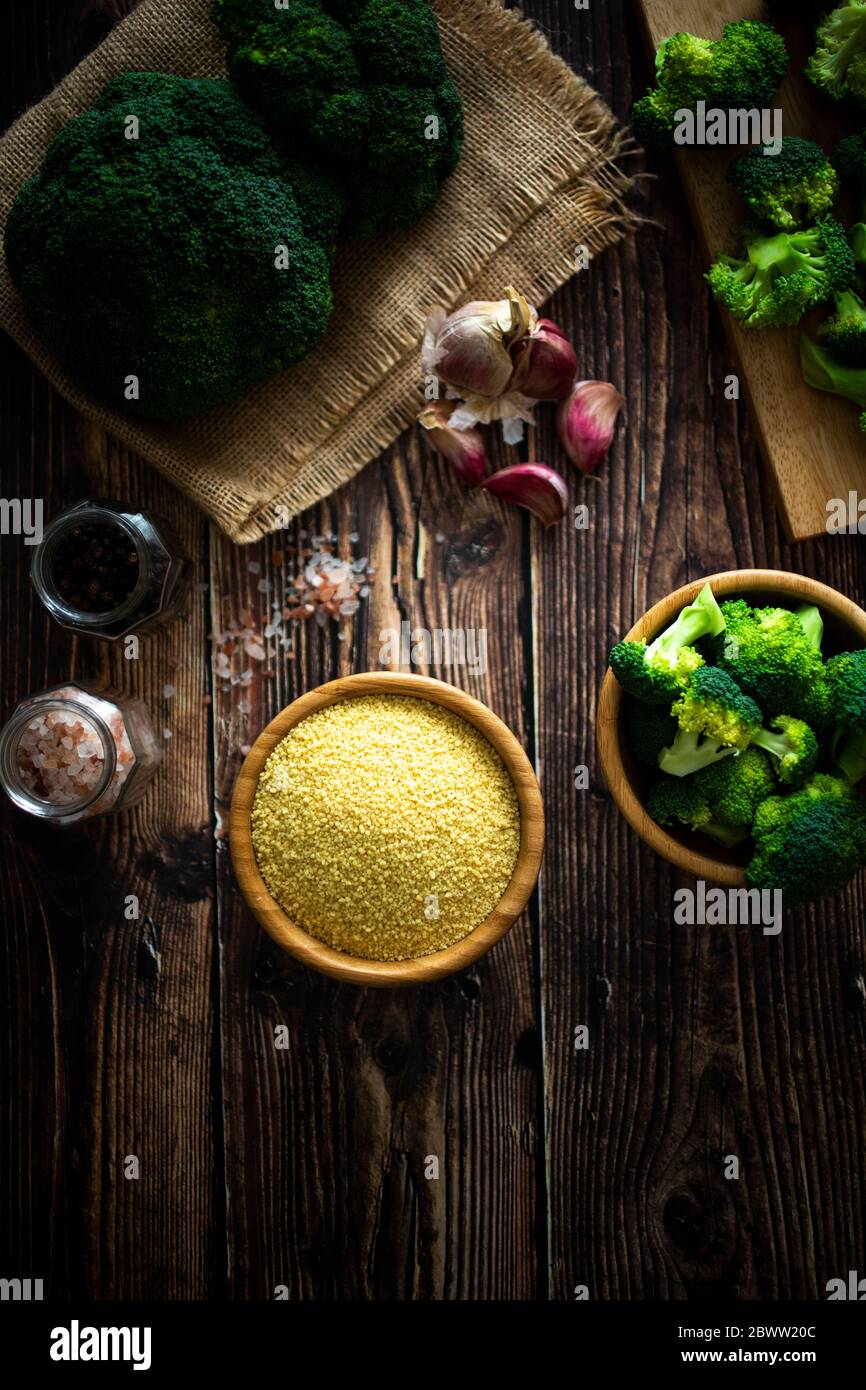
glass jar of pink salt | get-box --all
[0,684,162,825]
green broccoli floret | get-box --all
[624,698,679,767]
[646,775,748,848]
[825,649,866,784]
[669,665,765,752]
[752,715,820,787]
[710,599,829,719]
[212,0,463,239]
[609,582,725,705]
[801,331,866,412]
[692,745,776,829]
[631,22,788,151]
[817,288,866,364]
[833,131,866,207]
[706,218,855,328]
[747,773,866,905]
[4,72,342,421]
[807,2,866,107]
[727,138,840,231]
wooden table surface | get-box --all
[2,1,864,1302]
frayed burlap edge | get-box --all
[0,0,639,543]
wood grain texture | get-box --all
[1,0,864,1305]
[529,0,866,1301]
[636,0,866,540]
[212,429,542,1297]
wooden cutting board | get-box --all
[635,0,866,540]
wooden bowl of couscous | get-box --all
[230,671,545,987]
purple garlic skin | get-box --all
[557,379,625,475]
[482,463,569,527]
[418,402,487,486]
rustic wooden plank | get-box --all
[0,0,218,1299]
[530,0,866,1300]
[635,0,866,541]
[212,426,542,1299]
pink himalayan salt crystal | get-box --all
[16,689,135,809]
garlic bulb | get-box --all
[421,288,533,399]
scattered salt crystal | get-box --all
[244,637,267,661]
[435,532,445,544]
[163,728,172,740]
[247,561,261,575]
[240,744,251,756]
[257,579,271,594]
[163,685,176,699]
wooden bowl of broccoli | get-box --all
[597,570,866,900]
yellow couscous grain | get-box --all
[251,694,521,961]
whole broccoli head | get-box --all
[4,72,343,421]
[727,137,839,231]
[624,697,679,768]
[706,217,855,329]
[692,745,776,829]
[609,582,725,705]
[825,649,866,784]
[752,715,820,787]
[709,599,829,719]
[646,774,749,848]
[212,0,463,239]
[808,2,866,107]
[631,22,788,151]
[670,665,764,752]
[747,773,866,905]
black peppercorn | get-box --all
[51,520,140,614]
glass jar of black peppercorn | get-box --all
[31,500,190,640]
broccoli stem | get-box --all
[659,730,738,778]
[752,728,791,762]
[795,603,824,651]
[646,583,725,666]
[834,728,866,785]
[703,821,750,850]
[825,11,866,94]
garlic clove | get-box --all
[482,463,569,527]
[557,379,625,474]
[509,318,579,401]
[417,402,487,486]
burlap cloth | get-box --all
[0,0,636,543]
